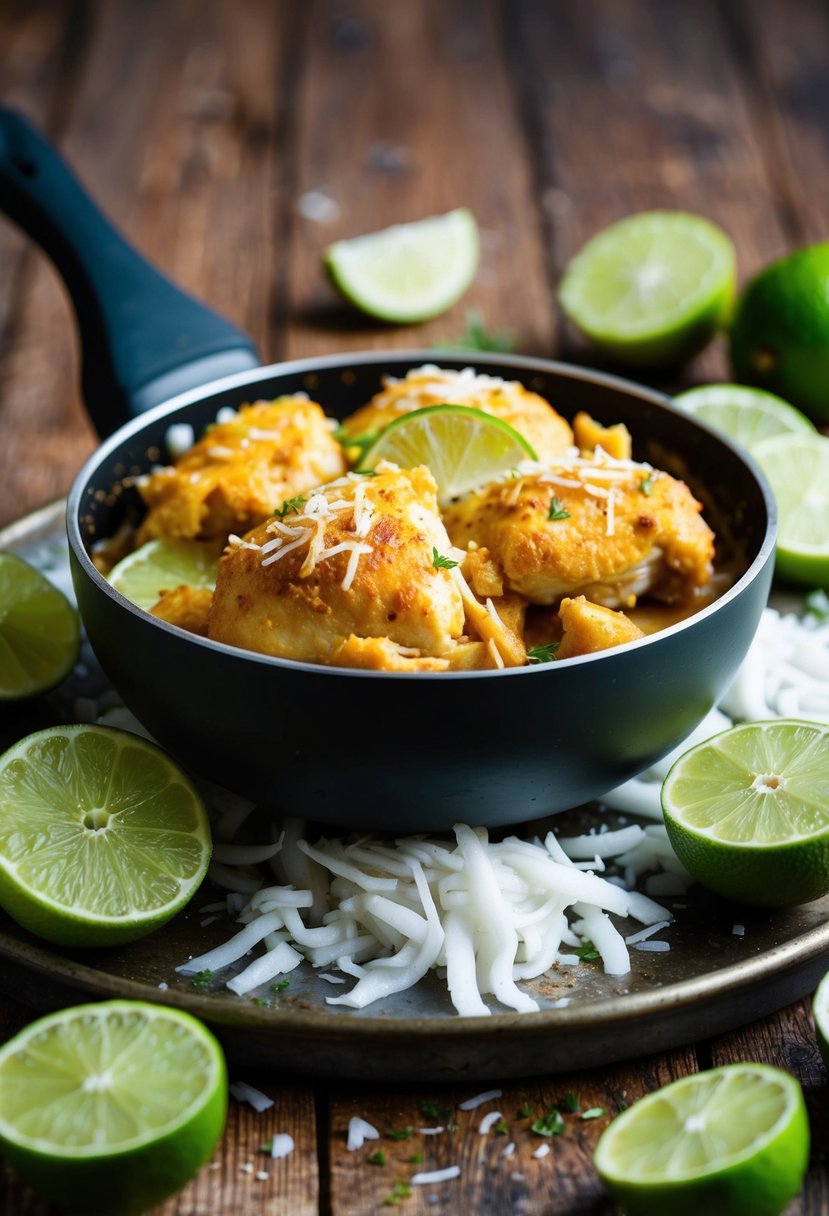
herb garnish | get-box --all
[420,1101,444,1120]
[273,494,306,518]
[367,1150,387,1166]
[383,1182,412,1206]
[385,1126,414,1141]
[518,1102,533,1119]
[190,969,213,988]
[564,1091,580,1113]
[270,978,291,992]
[432,547,458,570]
[581,1107,607,1120]
[574,940,601,962]
[434,309,518,354]
[527,642,559,664]
[495,1119,510,1135]
[548,497,571,521]
[639,473,655,496]
[406,1152,424,1164]
[531,1108,566,1137]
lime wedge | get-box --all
[324,209,479,323]
[107,537,223,611]
[812,970,829,1068]
[751,431,829,587]
[559,211,736,366]
[661,719,829,907]
[673,383,815,452]
[594,1063,809,1216]
[0,553,80,700]
[0,724,211,946]
[358,403,537,504]
[0,1000,226,1216]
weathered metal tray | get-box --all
[1,501,826,1082]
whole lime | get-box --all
[730,243,829,423]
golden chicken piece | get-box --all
[338,364,574,462]
[208,464,467,667]
[150,586,213,637]
[573,412,632,461]
[443,451,715,609]
[557,595,645,659]
[137,397,345,544]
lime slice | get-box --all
[673,383,815,452]
[324,209,479,323]
[358,404,537,504]
[812,970,829,1068]
[559,211,736,366]
[107,537,223,611]
[594,1063,809,1216]
[661,719,829,907]
[0,724,211,946]
[0,1000,227,1216]
[751,431,829,587]
[0,553,80,700]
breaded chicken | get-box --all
[338,365,574,462]
[208,464,466,667]
[557,595,645,659]
[443,453,715,609]
[150,586,213,637]
[137,397,345,544]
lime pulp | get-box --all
[751,431,829,588]
[107,537,223,611]
[0,553,80,700]
[673,383,815,452]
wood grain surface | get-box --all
[1,1,829,1212]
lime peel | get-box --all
[0,553,80,700]
[107,537,223,612]
[751,432,829,588]
[673,383,815,452]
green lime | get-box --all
[107,537,223,611]
[751,431,829,587]
[0,999,227,1216]
[730,242,829,423]
[0,553,79,700]
[594,1063,809,1216]
[358,403,537,505]
[558,211,736,366]
[812,970,829,1069]
[0,724,211,946]
[324,208,479,323]
[673,383,815,452]
[661,719,829,907]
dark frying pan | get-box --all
[0,109,776,832]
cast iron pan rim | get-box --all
[66,349,778,681]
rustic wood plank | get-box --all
[283,0,556,361]
[327,1050,697,1214]
[506,0,790,386]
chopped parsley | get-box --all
[434,309,518,354]
[270,978,291,992]
[564,1091,580,1113]
[367,1150,387,1166]
[420,1101,444,1119]
[432,547,458,570]
[252,997,268,1007]
[518,1102,534,1119]
[273,494,306,518]
[639,473,655,496]
[383,1182,412,1206]
[190,969,213,988]
[581,1107,607,1120]
[548,497,571,521]
[531,1108,566,1137]
[385,1126,414,1141]
[574,940,601,962]
[495,1119,510,1135]
[406,1152,424,1165]
[526,642,559,664]
[806,589,829,623]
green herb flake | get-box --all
[495,1119,510,1135]
[518,1103,534,1119]
[385,1126,414,1141]
[548,497,571,521]
[406,1152,424,1164]
[383,1181,413,1205]
[574,940,601,962]
[581,1107,607,1120]
[806,589,829,623]
[270,978,291,992]
[432,547,458,570]
[420,1101,443,1119]
[564,1092,580,1113]
[526,642,559,665]
[273,494,306,518]
[531,1108,566,1137]
[434,309,517,354]
[368,1150,387,1166]
[252,997,269,1007]
[639,473,655,496]
[190,969,213,989]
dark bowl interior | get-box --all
[67,352,776,831]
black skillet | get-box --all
[0,108,776,832]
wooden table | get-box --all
[1,1,828,1211]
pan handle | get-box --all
[0,107,260,437]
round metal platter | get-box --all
[0,501,827,1082]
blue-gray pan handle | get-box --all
[0,107,260,437]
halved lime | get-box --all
[0,724,211,946]
[0,1000,227,1216]
[559,211,736,366]
[673,383,815,452]
[751,431,829,587]
[812,970,829,1069]
[594,1063,809,1216]
[661,719,829,907]
[358,404,537,504]
[0,553,80,700]
[324,209,479,323]
[107,537,223,611]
